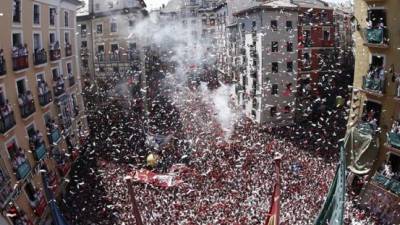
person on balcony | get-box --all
[17,93,26,115]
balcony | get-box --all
[362,75,385,95]
[68,75,75,87]
[49,48,61,61]
[96,53,105,63]
[57,163,71,177]
[53,80,65,97]
[48,127,61,144]
[18,93,35,119]
[372,173,400,195]
[33,142,46,161]
[0,110,16,134]
[0,53,6,76]
[363,28,389,48]
[32,192,47,217]
[0,180,13,208]
[16,160,31,180]
[65,44,72,57]
[12,47,29,71]
[128,50,140,61]
[80,47,89,57]
[33,49,47,65]
[38,90,52,107]
[110,53,120,62]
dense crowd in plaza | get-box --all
[63,82,381,225]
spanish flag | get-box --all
[265,157,281,225]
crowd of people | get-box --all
[63,79,383,225]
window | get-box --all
[252,21,256,29]
[13,0,21,23]
[64,32,70,44]
[270,106,277,117]
[129,20,135,27]
[64,11,69,27]
[286,21,292,31]
[25,182,36,202]
[33,4,40,25]
[67,63,72,74]
[111,44,118,52]
[12,33,22,47]
[129,43,136,49]
[49,8,56,26]
[287,61,293,72]
[97,45,104,53]
[209,19,215,26]
[287,42,293,52]
[108,2,114,8]
[323,28,330,41]
[271,84,278,95]
[95,3,100,10]
[81,24,87,35]
[96,24,103,34]
[52,68,60,80]
[271,41,278,52]
[33,33,41,51]
[49,33,56,45]
[272,62,278,73]
[16,79,27,95]
[81,41,87,48]
[271,20,278,31]
[111,21,117,33]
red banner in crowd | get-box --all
[133,166,184,188]
[265,158,281,225]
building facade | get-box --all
[349,0,400,223]
[233,1,299,124]
[0,0,87,224]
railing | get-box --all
[33,50,47,65]
[80,48,89,57]
[0,181,13,208]
[372,173,400,195]
[68,75,75,87]
[33,143,46,161]
[364,28,389,46]
[65,45,72,57]
[48,128,61,144]
[387,132,400,149]
[362,75,385,94]
[33,193,47,217]
[0,55,6,75]
[38,91,52,106]
[12,49,29,71]
[0,111,16,134]
[16,161,31,180]
[53,83,65,97]
[49,48,61,61]
[19,99,35,118]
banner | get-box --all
[265,158,281,225]
[133,168,184,188]
[344,124,379,175]
[314,143,346,225]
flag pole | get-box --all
[126,178,144,225]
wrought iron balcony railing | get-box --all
[38,90,52,106]
[0,110,16,134]
[16,160,31,180]
[372,172,400,195]
[33,50,47,65]
[53,83,65,97]
[12,48,29,71]
[19,97,35,118]
[49,48,61,61]
[362,75,385,94]
[363,28,389,47]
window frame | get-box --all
[33,3,41,26]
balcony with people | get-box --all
[362,64,385,95]
[49,41,61,61]
[46,119,61,144]
[33,48,47,65]
[0,49,6,76]
[65,42,72,57]
[68,73,75,87]
[18,90,35,119]
[7,142,31,180]
[372,154,400,196]
[0,169,13,208]
[25,183,47,217]
[12,44,29,71]
[37,80,52,107]
[364,9,389,48]
[29,130,46,161]
[5,205,33,225]
[53,74,65,97]
[51,147,71,177]
[0,99,16,134]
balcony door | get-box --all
[33,33,41,51]
[16,79,27,95]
